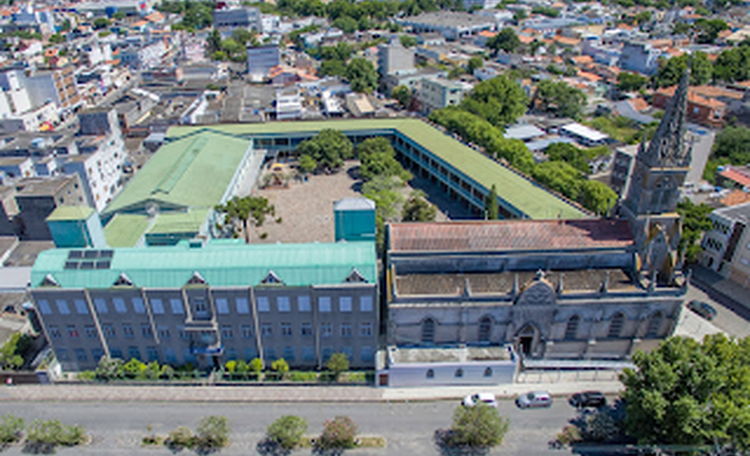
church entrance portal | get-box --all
[516,324,537,357]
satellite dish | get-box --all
[146,202,159,218]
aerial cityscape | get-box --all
[0,0,748,453]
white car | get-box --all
[515,390,552,409]
[462,392,498,408]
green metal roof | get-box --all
[46,206,94,222]
[103,214,151,247]
[147,209,210,235]
[31,241,377,289]
[103,131,251,216]
[167,119,587,220]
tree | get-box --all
[326,352,350,381]
[402,191,437,222]
[677,200,712,263]
[391,85,411,108]
[345,58,378,93]
[92,17,110,30]
[316,416,358,450]
[580,180,617,216]
[195,415,230,449]
[399,34,417,48]
[653,53,712,88]
[298,154,317,174]
[95,356,125,381]
[712,126,750,165]
[166,426,194,449]
[484,184,499,220]
[533,79,586,118]
[48,33,65,44]
[620,335,750,451]
[359,140,412,182]
[0,414,24,444]
[616,72,648,92]
[297,129,354,172]
[332,15,358,33]
[693,18,728,44]
[214,196,278,243]
[461,75,528,127]
[249,357,264,376]
[467,56,484,74]
[271,358,289,379]
[207,29,222,54]
[319,58,347,77]
[0,332,32,370]
[267,415,308,450]
[713,43,750,82]
[448,404,509,448]
[486,27,520,54]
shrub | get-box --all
[448,404,509,448]
[225,360,237,373]
[326,353,349,382]
[0,414,24,444]
[556,424,582,446]
[195,415,230,449]
[271,358,289,380]
[249,358,264,374]
[25,419,86,451]
[267,415,307,450]
[316,416,358,450]
[289,371,318,382]
[166,426,194,449]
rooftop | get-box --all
[714,201,750,223]
[46,205,94,222]
[389,345,513,364]
[387,219,633,253]
[14,176,77,197]
[166,119,587,220]
[399,11,496,28]
[30,240,377,289]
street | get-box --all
[0,399,577,455]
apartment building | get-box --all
[701,202,750,288]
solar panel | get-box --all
[84,250,98,259]
[95,261,111,269]
[64,261,79,270]
[100,250,114,258]
[68,251,83,259]
[80,261,95,270]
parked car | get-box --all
[515,391,552,409]
[569,391,606,408]
[687,300,717,321]
[462,392,498,408]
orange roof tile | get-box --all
[691,85,744,100]
[518,35,535,44]
[617,23,634,31]
[478,30,497,38]
[145,11,165,22]
[572,55,593,64]
[720,189,750,207]
[131,20,148,27]
[719,168,750,187]
[735,80,750,88]
[578,71,602,82]
[554,36,580,46]
[657,85,726,109]
[629,97,649,112]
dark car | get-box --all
[687,300,717,321]
[569,391,606,408]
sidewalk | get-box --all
[0,372,623,403]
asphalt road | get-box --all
[684,275,750,338]
[0,399,579,455]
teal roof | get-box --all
[167,119,587,220]
[30,241,377,289]
[46,206,94,222]
[103,131,251,216]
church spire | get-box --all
[636,71,691,169]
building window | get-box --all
[221,325,233,339]
[261,323,273,337]
[360,322,373,337]
[257,297,270,312]
[484,367,493,377]
[56,300,71,315]
[94,298,108,314]
[318,297,331,313]
[454,368,463,378]
[132,298,145,314]
[84,325,97,339]
[322,347,334,362]
[320,322,332,337]
[281,322,292,337]
[122,324,134,338]
[74,348,87,362]
[298,296,311,312]
[141,324,152,338]
[302,346,315,361]
[565,315,580,340]
[478,316,492,343]
[277,297,291,312]
[426,369,435,379]
[74,299,88,315]
[37,300,52,315]
[150,299,164,314]
[361,346,374,362]
[235,298,250,314]
[339,297,352,312]
[128,346,141,360]
[340,323,353,337]
[158,326,170,339]
[146,346,159,362]
[646,312,664,338]
[240,325,253,339]
[264,348,277,361]
[360,296,373,312]
[194,298,208,315]
[113,298,127,314]
[102,324,115,338]
[179,328,189,340]
[608,313,625,338]
[215,298,229,314]
[67,325,79,338]
[422,318,436,344]
[283,346,296,361]
[301,322,313,336]
[170,299,184,315]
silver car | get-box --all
[516,390,552,408]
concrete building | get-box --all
[417,77,471,114]
[461,0,501,10]
[377,39,415,77]
[701,203,750,288]
[24,66,82,114]
[212,7,260,30]
[397,12,497,41]
[119,41,168,70]
[29,240,378,371]
[246,45,280,82]
[618,41,661,76]
[13,175,87,241]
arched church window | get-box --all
[608,312,625,338]
[646,311,664,338]
[478,316,492,343]
[422,318,435,344]
[564,315,580,340]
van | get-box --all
[515,391,552,409]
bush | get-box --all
[316,416,358,450]
[271,358,289,380]
[448,404,509,448]
[326,353,349,382]
[195,415,230,449]
[0,414,24,444]
[166,426,195,449]
[289,371,318,382]
[249,357,264,374]
[25,419,86,451]
[267,415,307,450]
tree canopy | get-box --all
[621,335,750,452]
[447,404,509,448]
[713,42,750,83]
[345,58,378,93]
[357,137,412,182]
[486,28,520,54]
[533,79,586,118]
[460,75,528,127]
[402,190,437,222]
[616,72,648,92]
[677,199,712,263]
[297,129,354,172]
[653,52,712,88]
[214,196,278,243]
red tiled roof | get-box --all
[719,168,750,187]
[629,97,649,111]
[721,190,750,207]
[388,220,634,253]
